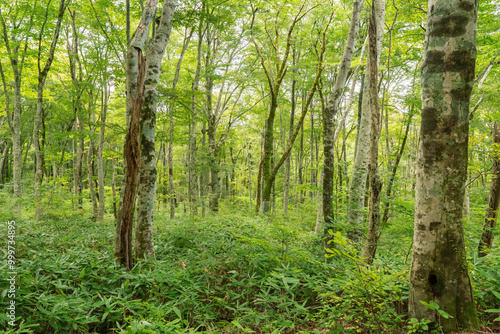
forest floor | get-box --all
[0,196,499,333]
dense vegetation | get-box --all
[0,0,499,332]
[0,200,499,333]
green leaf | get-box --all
[78,268,85,279]
[485,309,500,312]
[173,306,182,318]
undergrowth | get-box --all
[0,205,499,333]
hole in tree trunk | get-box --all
[429,274,438,285]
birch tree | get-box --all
[322,0,364,249]
[346,0,386,247]
[135,0,176,260]
[409,0,480,330]
[114,0,158,269]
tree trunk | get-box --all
[87,140,99,219]
[361,3,382,264]
[478,121,500,257]
[188,21,203,216]
[97,79,109,221]
[283,53,297,215]
[381,112,413,227]
[323,0,364,250]
[347,0,385,247]
[33,0,67,220]
[409,1,480,331]
[135,0,176,260]
[114,0,157,269]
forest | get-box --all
[0,0,499,333]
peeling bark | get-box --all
[114,0,158,269]
[135,0,176,260]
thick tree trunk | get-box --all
[135,0,176,260]
[478,122,500,257]
[114,0,157,269]
[323,0,364,250]
[361,4,382,264]
[347,0,385,247]
[409,1,480,331]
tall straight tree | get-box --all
[0,3,34,211]
[33,0,68,220]
[346,0,385,247]
[478,121,500,257]
[250,3,316,214]
[134,0,176,260]
[361,1,382,264]
[114,0,158,269]
[322,0,363,249]
[409,0,480,331]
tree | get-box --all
[114,0,159,269]
[346,0,386,247]
[321,0,363,249]
[408,0,480,331]
[33,0,68,220]
[135,0,176,260]
[478,121,500,257]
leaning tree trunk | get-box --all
[361,3,382,264]
[323,0,364,251]
[478,121,500,257]
[346,0,385,247]
[114,0,157,270]
[134,0,176,261]
[409,0,480,331]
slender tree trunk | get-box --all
[33,0,67,219]
[189,21,203,216]
[112,157,117,219]
[381,112,413,227]
[478,122,500,257]
[135,0,176,260]
[409,1,480,330]
[97,79,109,221]
[323,0,364,250]
[361,4,382,264]
[114,0,157,269]
[347,0,385,247]
[283,54,297,215]
[87,139,98,219]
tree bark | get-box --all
[478,122,500,257]
[323,0,364,250]
[97,79,109,221]
[347,0,385,247]
[87,139,98,219]
[188,20,204,216]
[114,0,157,269]
[409,0,480,330]
[134,0,176,260]
[361,3,382,264]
